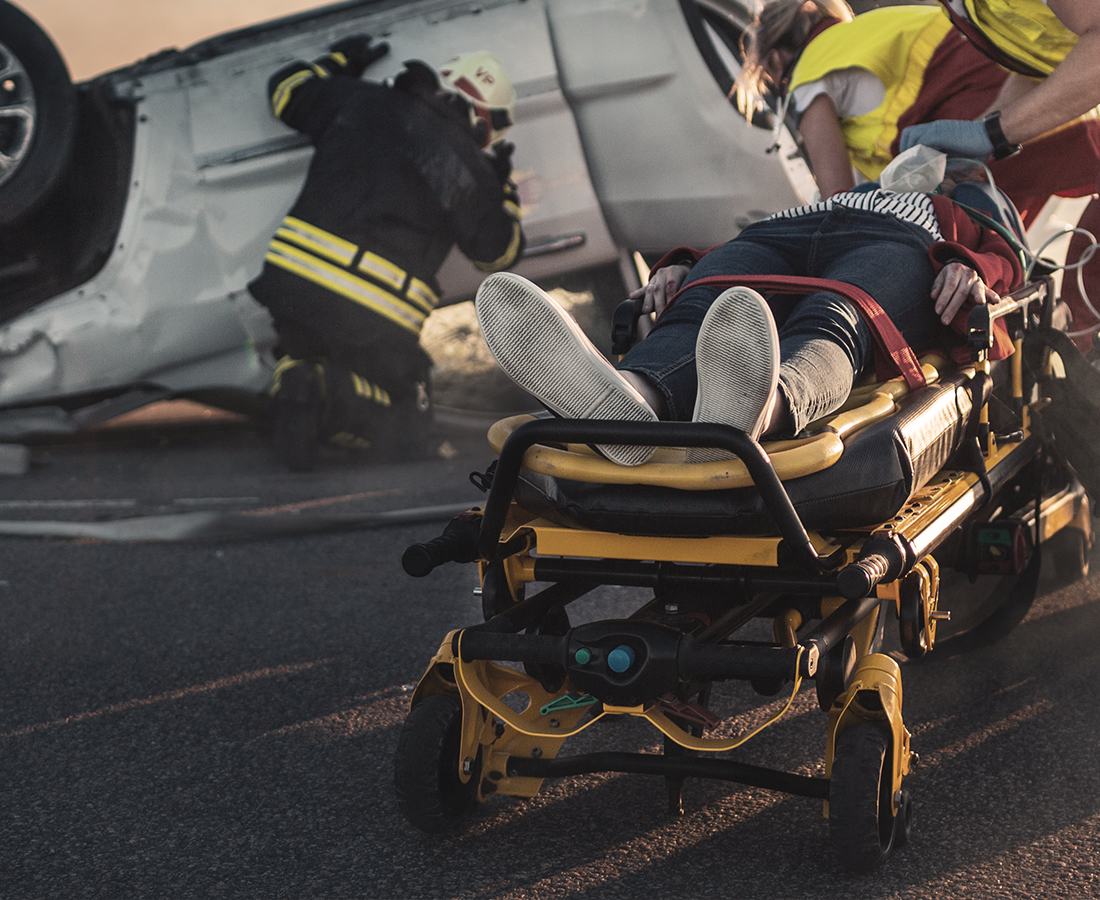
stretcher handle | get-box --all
[834,531,909,599]
[402,512,481,577]
[676,640,808,680]
[478,418,829,572]
[834,554,892,600]
[457,630,568,666]
[457,627,810,681]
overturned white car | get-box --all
[0,0,813,437]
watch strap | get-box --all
[983,111,1022,160]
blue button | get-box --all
[607,644,636,673]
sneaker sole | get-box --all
[475,272,657,466]
[690,287,780,462]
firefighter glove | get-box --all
[489,141,516,183]
[331,34,390,77]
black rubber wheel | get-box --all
[829,723,899,873]
[893,788,914,850]
[815,634,855,711]
[1049,527,1090,584]
[394,693,481,833]
[0,1,76,226]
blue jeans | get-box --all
[619,206,953,433]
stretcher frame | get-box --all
[395,275,1092,872]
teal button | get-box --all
[574,648,592,665]
[608,644,636,673]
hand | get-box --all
[628,264,691,315]
[932,261,999,325]
[900,119,994,159]
[330,34,390,76]
[489,141,515,182]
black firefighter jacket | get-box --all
[248,50,525,353]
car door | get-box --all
[545,0,815,255]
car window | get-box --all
[683,0,817,204]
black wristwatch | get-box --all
[983,111,1022,160]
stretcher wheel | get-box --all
[1049,527,1090,584]
[828,724,901,872]
[394,694,481,832]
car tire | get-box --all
[0,1,77,226]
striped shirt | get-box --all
[769,189,942,241]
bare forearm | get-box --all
[982,73,1040,119]
[998,31,1100,144]
[798,94,855,198]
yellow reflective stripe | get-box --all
[270,63,330,116]
[358,250,406,292]
[406,277,438,314]
[474,215,524,274]
[350,372,392,406]
[266,241,427,335]
[271,69,313,118]
[277,216,357,266]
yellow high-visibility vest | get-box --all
[790,6,953,180]
[954,0,1077,76]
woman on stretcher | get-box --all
[476,185,1023,466]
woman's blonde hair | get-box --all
[736,0,853,117]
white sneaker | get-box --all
[475,272,658,466]
[689,286,780,462]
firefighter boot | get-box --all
[270,358,324,472]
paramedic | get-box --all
[248,37,525,470]
[900,0,1100,348]
[737,0,1099,223]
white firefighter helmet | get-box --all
[438,51,516,147]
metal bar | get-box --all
[478,418,823,571]
[531,557,840,594]
[506,751,829,799]
[468,580,598,636]
[520,234,586,258]
[802,594,884,660]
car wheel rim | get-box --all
[0,40,36,186]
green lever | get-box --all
[540,691,597,716]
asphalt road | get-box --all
[2,405,1099,900]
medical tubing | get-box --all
[949,156,1100,331]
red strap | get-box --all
[670,275,927,390]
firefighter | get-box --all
[248,37,525,470]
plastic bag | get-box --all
[879,144,948,194]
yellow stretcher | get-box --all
[394,276,1093,873]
